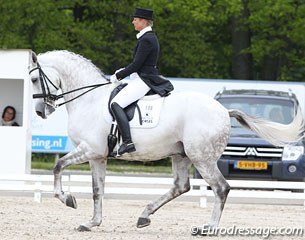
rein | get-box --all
[54,83,111,107]
[29,63,111,107]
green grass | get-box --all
[106,163,172,174]
[31,160,173,174]
[31,161,91,171]
[31,153,174,174]
[31,153,197,175]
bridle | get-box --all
[29,62,111,108]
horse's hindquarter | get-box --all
[171,91,231,141]
[128,91,231,160]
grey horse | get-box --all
[29,50,304,232]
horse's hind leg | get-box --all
[137,154,191,228]
[53,141,100,208]
[193,160,230,228]
[77,158,107,231]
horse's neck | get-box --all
[61,76,109,115]
[47,53,108,113]
[39,51,110,117]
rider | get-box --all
[109,7,173,156]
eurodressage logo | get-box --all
[190,225,304,238]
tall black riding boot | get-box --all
[110,102,136,155]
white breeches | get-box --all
[111,73,150,108]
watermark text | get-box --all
[191,225,304,238]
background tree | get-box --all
[231,0,253,80]
[0,0,304,81]
[248,0,305,81]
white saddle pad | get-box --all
[104,94,164,129]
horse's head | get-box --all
[29,51,61,119]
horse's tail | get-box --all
[228,107,305,147]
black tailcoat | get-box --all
[116,31,173,97]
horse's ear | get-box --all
[31,51,37,63]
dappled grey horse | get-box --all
[29,50,304,232]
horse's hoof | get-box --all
[137,217,151,228]
[66,194,77,209]
[76,225,91,232]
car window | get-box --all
[218,97,295,125]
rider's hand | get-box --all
[110,74,118,83]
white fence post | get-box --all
[199,184,207,208]
[34,181,42,203]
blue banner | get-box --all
[32,135,74,153]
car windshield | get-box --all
[218,97,295,126]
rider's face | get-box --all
[132,18,148,32]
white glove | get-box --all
[109,74,118,83]
[115,68,125,74]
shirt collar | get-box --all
[136,26,152,39]
[1,119,14,126]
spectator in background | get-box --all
[1,106,19,126]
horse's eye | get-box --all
[31,77,38,83]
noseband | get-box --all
[29,62,111,107]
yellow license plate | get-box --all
[236,161,268,170]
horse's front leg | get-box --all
[77,158,107,231]
[53,141,100,208]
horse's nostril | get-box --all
[36,111,43,117]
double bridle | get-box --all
[29,62,111,107]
